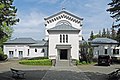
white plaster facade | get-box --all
[45,10,83,60]
[44,10,83,41]
[92,38,120,59]
[3,38,48,59]
[3,10,83,60]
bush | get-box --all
[19,59,52,66]
[77,60,96,65]
[0,47,8,61]
[28,57,48,60]
[0,53,8,61]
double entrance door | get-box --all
[60,49,68,60]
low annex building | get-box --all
[4,38,48,59]
[91,38,120,59]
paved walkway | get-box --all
[41,60,90,80]
[1,60,117,80]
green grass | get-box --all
[19,59,52,66]
[77,60,96,65]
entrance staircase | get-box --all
[55,60,71,67]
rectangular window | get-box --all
[9,51,14,58]
[35,49,37,52]
[66,35,68,43]
[28,49,29,56]
[105,49,107,54]
[63,35,65,43]
[60,34,62,43]
[113,49,119,55]
[19,51,23,58]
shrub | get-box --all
[28,57,48,60]
[77,60,96,65]
[19,59,52,66]
[0,47,8,61]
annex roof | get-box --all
[4,38,36,44]
[91,38,118,44]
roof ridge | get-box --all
[44,10,83,20]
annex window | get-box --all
[9,51,14,58]
[113,49,119,55]
[28,49,29,56]
[35,49,37,52]
[105,49,107,54]
[41,49,45,53]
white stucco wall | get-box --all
[45,13,82,41]
[48,31,79,60]
[93,44,120,58]
[4,44,47,59]
[4,44,29,58]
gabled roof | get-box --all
[47,23,80,31]
[91,38,118,44]
[44,10,83,20]
[4,38,36,44]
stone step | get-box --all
[55,60,70,67]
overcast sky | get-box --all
[12,0,113,40]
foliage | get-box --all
[88,28,117,41]
[102,28,106,37]
[106,28,110,38]
[76,60,96,65]
[19,59,52,66]
[116,28,120,43]
[28,57,48,60]
[79,41,93,63]
[0,0,19,45]
[107,0,120,28]
[111,27,117,40]
[89,31,94,40]
[0,47,7,61]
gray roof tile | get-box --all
[91,38,118,44]
[4,38,36,44]
[48,23,79,31]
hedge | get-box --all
[28,57,48,60]
[19,59,52,66]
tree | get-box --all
[106,28,110,38]
[111,27,117,39]
[102,28,106,37]
[88,31,94,40]
[116,28,120,43]
[98,30,101,37]
[0,0,19,45]
[107,0,120,28]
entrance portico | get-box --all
[56,45,71,61]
